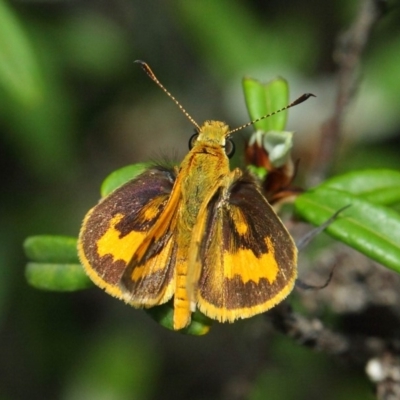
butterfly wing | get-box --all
[193,170,297,322]
[78,166,178,305]
[119,170,184,307]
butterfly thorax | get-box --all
[179,120,231,230]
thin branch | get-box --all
[269,302,391,365]
[308,0,385,186]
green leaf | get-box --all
[247,165,268,181]
[0,0,43,105]
[24,235,92,291]
[242,77,289,132]
[25,262,92,291]
[145,302,212,335]
[101,163,150,197]
[23,235,79,264]
[320,169,400,206]
[295,188,400,273]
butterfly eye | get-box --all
[225,138,235,158]
[188,133,199,150]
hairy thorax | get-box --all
[179,146,229,231]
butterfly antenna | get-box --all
[135,60,200,131]
[228,93,316,135]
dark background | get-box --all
[1,1,400,399]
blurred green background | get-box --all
[1,1,400,399]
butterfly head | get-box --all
[197,120,230,145]
[189,121,235,158]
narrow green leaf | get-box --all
[242,78,267,127]
[0,0,43,105]
[101,163,150,197]
[24,235,79,264]
[263,78,289,131]
[25,262,92,291]
[320,169,400,206]
[295,188,400,273]
[242,77,289,132]
[24,235,90,291]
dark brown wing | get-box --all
[78,166,177,304]
[194,170,297,322]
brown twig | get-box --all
[308,0,385,186]
[270,242,400,399]
[270,302,400,400]
[269,302,391,365]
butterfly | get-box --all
[78,61,313,330]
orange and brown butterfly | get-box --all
[78,61,314,331]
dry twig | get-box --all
[309,0,385,185]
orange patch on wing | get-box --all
[78,214,130,299]
[130,237,175,282]
[142,197,165,221]
[230,207,248,235]
[97,213,146,263]
[223,237,279,284]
